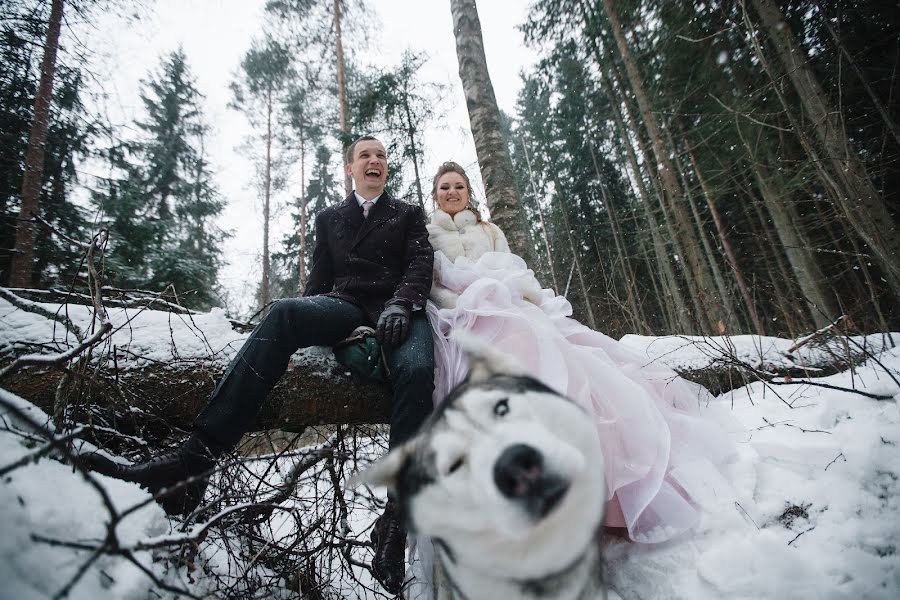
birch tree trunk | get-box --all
[750,0,900,298]
[450,0,526,256]
[9,0,65,287]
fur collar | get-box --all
[431,208,478,232]
[427,209,492,264]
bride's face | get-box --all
[436,172,470,216]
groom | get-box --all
[88,136,434,594]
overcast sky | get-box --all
[75,0,537,314]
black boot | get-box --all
[79,434,218,516]
[370,498,407,594]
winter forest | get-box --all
[1,0,899,598]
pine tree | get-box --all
[8,0,64,287]
[230,37,293,309]
[1,2,93,289]
[99,49,225,309]
[349,51,446,209]
[274,143,340,297]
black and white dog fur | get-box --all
[355,335,607,599]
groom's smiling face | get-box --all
[347,139,388,198]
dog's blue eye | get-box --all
[494,398,510,416]
[448,457,464,474]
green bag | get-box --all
[332,326,390,382]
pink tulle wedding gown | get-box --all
[425,209,734,543]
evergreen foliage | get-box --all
[513,0,899,337]
[0,1,94,289]
[96,49,226,310]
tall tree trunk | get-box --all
[518,136,560,292]
[749,0,900,298]
[811,0,900,149]
[9,0,65,287]
[605,34,712,333]
[401,90,426,209]
[595,66,695,334]
[262,87,273,308]
[685,141,765,336]
[667,127,741,334]
[333,0,351,195]
[735,128,838,328]
[555,184,598,330]
[744,186,806,337]
[588,141,645,332]
[605,74,689,333]
[600,0,724,334]
[449,0,526,255]
[298,125,307,294]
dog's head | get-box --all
[355,334,606,580]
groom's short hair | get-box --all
[345,135,381,165]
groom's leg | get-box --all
[372,312,435,592]
[194,296,366,449]
[384,311,435,448]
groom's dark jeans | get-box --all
[193,296,434,450]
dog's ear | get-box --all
[452,330,528,383]
[350,443,411,492]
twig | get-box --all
[787,525,815,546]
[824,452,846,471]
[787,316,846,353]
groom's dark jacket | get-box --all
[303,192,434,325]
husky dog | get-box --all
[355,336,607,599]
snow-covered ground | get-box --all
[1,297,898,598]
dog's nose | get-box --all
[494,444,569,517]
[494,444,543,498]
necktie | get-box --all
[362,200,374,218]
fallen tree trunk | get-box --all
[3,345,858,440]
[2,353,392,433]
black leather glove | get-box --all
[375,303,411,348]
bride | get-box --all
[424,161,734,544]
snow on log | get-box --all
[2,291,890,430]
[0,293,391,429]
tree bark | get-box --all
[449,0,526,256]
[749,0,900,298]
[9,0,65,288]
[4,360,392,432]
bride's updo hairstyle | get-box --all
[431,161,483,222]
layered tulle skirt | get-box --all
[426,250,734,543]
